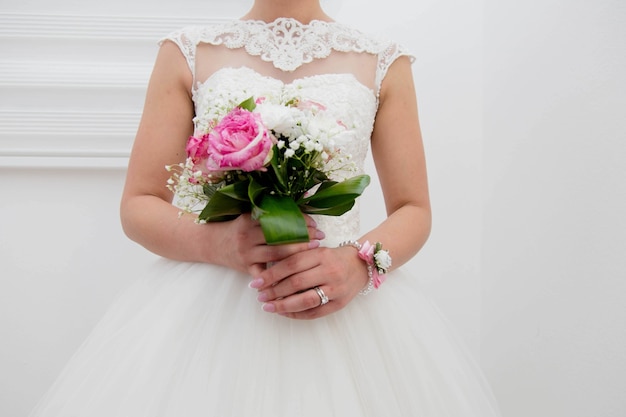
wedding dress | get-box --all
[29,18,500,416]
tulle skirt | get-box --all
[29,258,500,416]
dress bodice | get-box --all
[162,19,413,245]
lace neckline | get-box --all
[238,17,336,27]
[198,18,391,72]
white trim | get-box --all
[0,13,228,40]
[0,61,152,88]
[0,155,129,169]
[0,109,137,167]
[0,110,140,134]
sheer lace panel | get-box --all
[161,18,414,98]
[194,43,378,91]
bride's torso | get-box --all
[163,18,412,245]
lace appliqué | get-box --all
[162,19,414,95]
[203,18,391,72]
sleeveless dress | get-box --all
[29,19,501,417]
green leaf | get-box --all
[268,147,287,191]
[300,174,370,209]
[238,96,256,111]
[301,200,356,216]
[198,182,252,221]
[217,181,253,201]
[256,195,309,245]
[198,192,250,221]
[247,177,267,206]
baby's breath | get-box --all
[166,90,363,220]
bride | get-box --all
[30,0,501,415]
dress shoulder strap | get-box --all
[159,26,205,82]
[374,42,415,98]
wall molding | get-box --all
[0,12,227,168]
[0,61,151,88]
[0,13,225,40]
[0,110,140,134]
[0,109,138,168]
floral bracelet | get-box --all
[338,240,392,295]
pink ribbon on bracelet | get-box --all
[357,240,387,289]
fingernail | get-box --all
[315,230,325,239]
[249,278,264,289]
[262,303,276,313]
[308,240,320,249]
[257,292,269,302]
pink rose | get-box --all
[206,108,273,172]
[184,133,215,183]
[186,133,209,164]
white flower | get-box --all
[284,148,295,158]
[374,249,392,273]
[304,141,317,152]
[256,102,299,132]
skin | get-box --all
[120,0,431,320]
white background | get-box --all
[1,1,624,416]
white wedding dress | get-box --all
[30,19,501,416]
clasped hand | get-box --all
[223,214,369,320]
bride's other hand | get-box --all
[250,245,369,319]
[227,214,325,277]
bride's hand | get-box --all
[250,246,370,319]
[223,213,324,277]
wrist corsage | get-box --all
[339,240,392,295]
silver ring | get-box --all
[314,286,329,306]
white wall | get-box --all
[481,1,626,416]
[1,0,624,417]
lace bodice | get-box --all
[163,19,413,245]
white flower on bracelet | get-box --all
[373,246,392,273]
[339,240,392,295]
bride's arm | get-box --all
[120,41,321,276]
[361,55,432,267]
[252,56,431,318]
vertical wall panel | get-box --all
[0,10,230,417]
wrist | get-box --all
[338,239,392,295]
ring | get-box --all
[314,286,329,306]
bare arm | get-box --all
[253,56,432,318]
[120,41,321,276]
[361,55,432,268]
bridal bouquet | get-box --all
[167,94,370,245]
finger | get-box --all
[257,270,317,301]
[248,244,320,289]
[302,214,319,229]
[263,286,330,315]
[257,248,322,291]
[247,262,266,278]
[279,303,336,320]
[261,238,321,265]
